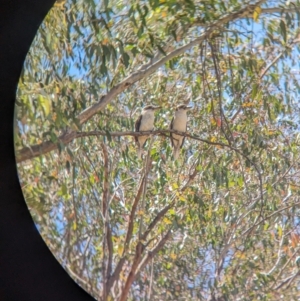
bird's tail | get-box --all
[173,147,180,160]
[137,147,142,159]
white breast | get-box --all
[140,110,155,131]
[173,111,188,132]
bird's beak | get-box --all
[154,106,162,110]
[186,106,192,110]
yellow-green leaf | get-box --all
[163,217,172,225]
[172,183,179,189]
[179,195,186,202]
[278,226,282,238]
[38,95,51,117]
[253,6,261,22]
[117,245,123,256]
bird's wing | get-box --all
[134,114,142,143]
[180,123,187,149]
[169,117,174,147]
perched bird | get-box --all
[170,104,192,160]
[135,105,161,159]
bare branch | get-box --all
[118,230,171,301]
[260,38,300,79]
[118,242,145,301]
[101,142,109,215]
[147,259,154,301]
[261,6,300,15]
[272,246,300,289]
[139,137,154,240]
[275,271,300,290]
[124,160,152,252]
[266,226,286,275]
[17,130,77,163]
[209,40,233,143]
[101,143,113,300]
[106,160,152,292]
[141,203,173,242]
[136,230,172,276]
[65,264,92,292]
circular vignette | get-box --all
[0,0,95,300]
[13,1,300,301]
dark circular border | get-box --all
[0,1,95,300]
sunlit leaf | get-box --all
[38,95,51,117]
[253,6,262,22]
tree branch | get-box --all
[65,264,92,292]
[124,159,152,252]
[118,230,171,301]
[106,159,152,293]
[260,6,300,15]
[274,271,300,290]
[101,143,113,300]
[118,241,145,301]
[141,203,173,242]
[17,130,77,163]
[272,246,300,289]
[136,229,172,276]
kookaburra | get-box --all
[170,104,192,160]
[135,105,161,159]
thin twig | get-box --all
[209,41,233,143]
[274,271,300,290]
[139,136,154,240]
[231,36,300,122]
[147,259,154,301]
[78,153,104,221]
[71,162,79,243]
[241,201,300,236]
[272,247,300,289]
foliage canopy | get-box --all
[15,0,300,300]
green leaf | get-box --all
[251,83,258,99]
[122,53,130,68]
[280,20,287,43]
[38,95,51,117]
[62,183,67,196]
[157,45,166,56]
